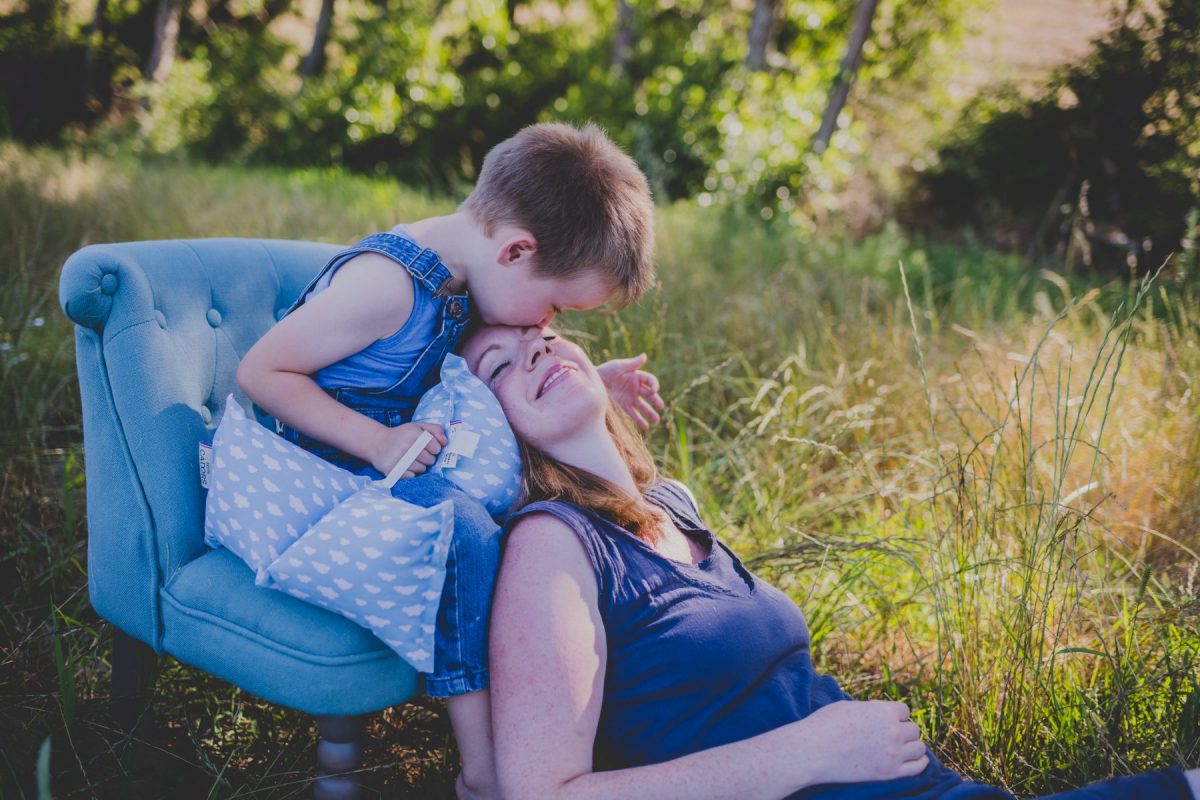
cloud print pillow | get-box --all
[412,354,522,517]
[203,355,521,673]
[262,486,453,673]
[202,395,371,582]
[203,396,451,672]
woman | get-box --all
[460,325,1198,800]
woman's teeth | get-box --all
[539,366,572,397]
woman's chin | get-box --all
[523,389,606,445]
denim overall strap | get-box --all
[285,231,451,316]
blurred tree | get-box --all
[746,0,775,70]
[82,0,110,96]
[300,0,336,77]
[144,0,182,83]
[914,0,1200,272]
[0,0,980,220]
[613,0,633,75]
[814,0,878,153]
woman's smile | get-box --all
[537,363,577,398]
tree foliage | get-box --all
[913,0,1200,271]
[0,0,1031,222]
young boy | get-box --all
[237,122,662,799]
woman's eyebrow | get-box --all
[471,343,502,373]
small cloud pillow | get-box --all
[203,395,370,581]
[262,486,453,673]
[412,354,522,517]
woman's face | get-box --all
[462,326,608,450]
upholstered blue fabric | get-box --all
[162,548,419,714]
[60,238,421,715]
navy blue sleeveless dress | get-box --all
[505,481,1192,800]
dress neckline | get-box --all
[643,491,717,570]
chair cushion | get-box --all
[161,547,418,715]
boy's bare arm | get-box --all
[236,253,419,467]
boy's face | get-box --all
[470,261,613,328]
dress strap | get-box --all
[645,479,705,530]
[347,233,449,294]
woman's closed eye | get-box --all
[478,333,556,384]
[488,360,511,384]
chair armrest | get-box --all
[60,238,338,648]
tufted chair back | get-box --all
[61,239,423,798]
[60,239,336,648]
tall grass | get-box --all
[1,145,1197,797]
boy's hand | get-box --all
[597,354,664,430]
[370,422,447,478]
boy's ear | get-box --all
[495,230,537,267]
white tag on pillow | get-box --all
[198,441,212,489]
[446,426,480,459]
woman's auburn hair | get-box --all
[515,401,665,542]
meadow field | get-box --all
[2,145,1198,798]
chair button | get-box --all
[206,308,222,327]
[100,273,118,294]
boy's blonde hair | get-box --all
[460,122,655,307]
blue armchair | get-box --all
[59,239,422,798]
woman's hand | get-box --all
[596,353,664,430]
[370,422,447,478]
[798,700,929,785]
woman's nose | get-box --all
[526,336,553,367]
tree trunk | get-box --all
[746,0,774,71]
[612,0,633,76]
[813,0,879,153]
[83,0,109,96]
[300,0,335,77]
[144,0,183,84]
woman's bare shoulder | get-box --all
[504,510,598,579]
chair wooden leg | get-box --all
[314,714,367,800]
[111,627,157,731]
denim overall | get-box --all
[278,229,498,697]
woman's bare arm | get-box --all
[490,513,929,800]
